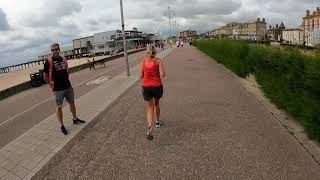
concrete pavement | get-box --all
[31,46,320,179]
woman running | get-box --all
[140,45,166,140]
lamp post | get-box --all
[164,6,175,40]
[120,0,130,76]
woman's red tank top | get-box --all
[143,57,162,87]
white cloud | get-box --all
[20,0,82,27]
[0,0,318,67]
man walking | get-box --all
[43,43,85,135]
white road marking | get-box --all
[86,76,111,86]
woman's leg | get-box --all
[147,99,155,128]
[154,98,160,122]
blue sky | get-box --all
[0,0,318,67]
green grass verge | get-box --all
[193,39,320,140]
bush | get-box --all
[194,39,320,141]
[193,40,250,77]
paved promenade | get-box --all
[30,46,319,179]
[0,46,319,179]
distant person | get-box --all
[88,57,96,70]
[43,43,85,135]
[176,41,180,50]
[140,45,166,140]
[161,42,165,50]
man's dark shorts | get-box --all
[53,87,74,107]
[142,86,163,101]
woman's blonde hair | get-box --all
[146,45,157,57]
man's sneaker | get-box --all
[73,118,86,124]
[61,126,68,135]
[155,121,162,128]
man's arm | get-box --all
[44,73,50,84]
[43,60,50,84]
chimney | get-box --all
[263,18,265,23]
[276,24,279,29]
[257,18,260,22]
[269,25,272,29]
[306,10,310,16]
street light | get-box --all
[164,6,175,39]
[120,0,130,76]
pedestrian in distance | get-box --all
[176,40,180,51]
[43,43,86,135]
[161,41,165,50]
[88,57,96,70]
[140,45,166,140]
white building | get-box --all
[93,28,144,55]
[116,28,144,49]
[93,30,122,55]
[282,28,304,45]
[303,7,320,47]
[73,36,94,57]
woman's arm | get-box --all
[140,59,144,79]
[158,59,166,78]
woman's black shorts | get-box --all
[142,86,163,101]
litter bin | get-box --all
[30,72,42,87]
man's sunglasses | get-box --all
[51,48,59,52]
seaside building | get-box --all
[72,36,94,57]
[303,7,320,47]
[36,27,158,65]
[267,22,286,42]
[213,18,267,40]
[93,30,122,56]
[116,28,145,49]
[179,30,197,40]
[282,27,304,45]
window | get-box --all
[98,45,104,49]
